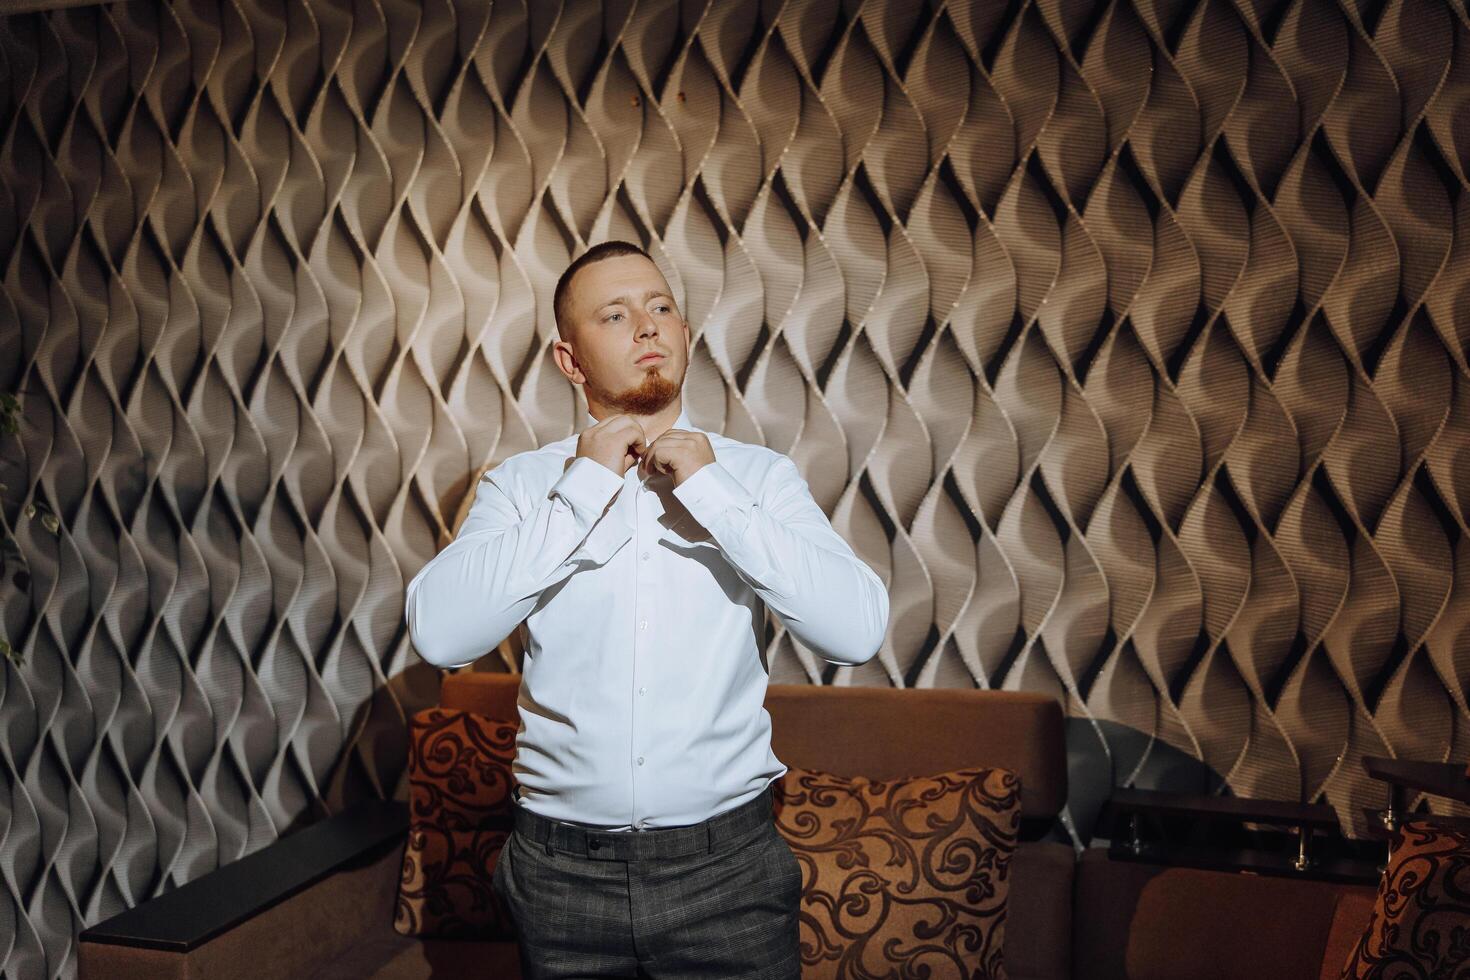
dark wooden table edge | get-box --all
[1104,841,1381,885]
[1100,787,1341,830]
[1361,756,1470,806]
[78,799,409,953]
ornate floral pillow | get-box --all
[1338,819,1470,979]
[393,707,519,938]
[772,764,1021,980]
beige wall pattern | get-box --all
[1,0,1469,975]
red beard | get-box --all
[589,360,682,416]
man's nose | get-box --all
[636,313,658,339]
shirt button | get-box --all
[637,756,645,766]
[642,551,650,561]
[639,620,647,630]
[639,686,646,695]
[636,820,647,829]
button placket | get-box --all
[630,472,658,829]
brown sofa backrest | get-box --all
[442,669,520,720]
[1072,849,1378,980]
[441,670,1074,980]
[763,683,1066,820]
[440,673,1068,821]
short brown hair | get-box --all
[553,240,654,340]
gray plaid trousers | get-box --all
[492,784,801,979]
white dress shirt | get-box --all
[405,404,889,829]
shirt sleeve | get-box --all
[405,456,633,668]
[671,455,889,666]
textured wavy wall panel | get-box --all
[2,0,1469,975]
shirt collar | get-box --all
[583,404,697,433]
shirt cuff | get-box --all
[551,456,624,517]
[671,460,757,538]
[550,457,632,564]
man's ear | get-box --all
[552,339,586,384]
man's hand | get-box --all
[638,429,716,487]
[576,414,648,476]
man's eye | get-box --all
[654,305,670,313]
[606,313,623,322]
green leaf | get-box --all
[41,513,58,534]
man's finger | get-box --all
[641,445,667,478]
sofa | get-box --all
[79,671,1379,979]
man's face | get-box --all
[554,254,691,416]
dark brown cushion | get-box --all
[1005,841,1074,980]
[1338,819,1470,979]
[393,708,518,939]
[1074,849,1376,980]
[772,764,1020,980]
[1318,891,1376,980]
[1123,864,1360,980]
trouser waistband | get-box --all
[510,784,775,861]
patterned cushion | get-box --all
[1338,819,1470,979]
[393,707,519,938]
[772,764,1021,980]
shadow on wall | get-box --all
[1063,718,1220,846]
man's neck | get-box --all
[586,399,684,443]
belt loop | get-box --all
[545,834,554,857]
[705,819,716,854]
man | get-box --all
[404,240,889,978]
